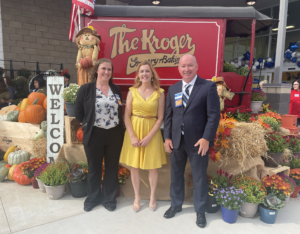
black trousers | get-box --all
[170,135,209,214]
[83,126,124,207]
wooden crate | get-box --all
[64,116,82,145]
[0,120,40,153]
[260,165,290,179]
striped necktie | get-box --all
[182,84,191,135]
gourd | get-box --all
[0,167,9,182]
[14,106,20,111]
[7,111,20,122]
[20,98,28,111]
[77,127,83,142]
[13,162,31,185]
[18,110,27,123]
[27,92,46,107]
[4,145,18,163]
[0,160,7,169]
[8,149,29,165]
[7,164,17,180]
[24,99,46,124]
[0,105,17,116]
[33,129,46,141]
[41,121,47,131]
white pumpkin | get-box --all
[8,150,29,165]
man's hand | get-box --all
[194,138,209,156]
[165,139,173,153]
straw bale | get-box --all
[29,138,47,158]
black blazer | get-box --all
[164,76,220,150]
[75,82,124,146]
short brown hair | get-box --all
[89,58,114,84]
[133,61,160,90]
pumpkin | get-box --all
[24,99,46,124]
[0,167,9,182]
[8,149,29,165]
[20,98,28,111]
[13,162,31,185]
[0,105,17,116]
[27,92,46,107]
[77,127,83,142]
[43,98,66,111]
[4,145,18,163]
[4,164,11,169]
[7,111,20,122]
[14,106,20,111]
[0,160,7,169]
[18,110,27,123]
[7,164,17,181]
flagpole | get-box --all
[78,6,81,30]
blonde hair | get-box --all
[133,61,160,90]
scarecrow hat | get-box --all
[75,26,101,41]
[212,76,229,90]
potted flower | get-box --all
[61,83,80,117]
[68,162,88,198]
[214,186,247,224]
[13,76,27,91]
[20,157,46,189]
[289,155,300,169]
[233,175,266,218]
[289,169,300,198]
[251,89,267,113]
[225,106,252,122]
[39,163,69,200]
[213,168,233,189]
[259,194,284,224]
[262,175,292,202]
[287,136,300,156]
[34,163,50,193]
[264,133,288,167]
[278,173,296,203]
[206,175,219,213]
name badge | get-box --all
[115,94,123,106]
[295,94,299,97]
[175,92,183,107]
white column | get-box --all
[274,0,288,83]
[267,7,273,58]
[0,1,5,71]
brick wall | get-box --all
[1,0,78,83]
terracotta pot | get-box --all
[291,185,300,198]
[31,177,39,189]
[264,152,284,167]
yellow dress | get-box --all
[120,87,167,169]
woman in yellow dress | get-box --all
[120,60,166,212]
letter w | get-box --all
[49,84,63,95]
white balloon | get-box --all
[238,61,242,66]
[296,52,300,58]
[238,56,243,60]
[297,58,300,62]
[230,62,235,66]
[241,60,245,65]
[286,49,291,52]
[292,52,297,58]
[254,61,260,66]
[233,58,238,63]
[263,59,265,63]
[245,60,250,64]
[234,63,240,68]
[252,65,257,71]
[267,58,272,62]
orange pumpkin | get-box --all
[18,110,27,123]
[13,162,32,185]
[14,106,20,111]
[27,92,46,107]
[4,164,11,169]
[77,127,83,142]
[43,98,66,111]
[24,99,46,124]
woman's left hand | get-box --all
[139,135,152,147]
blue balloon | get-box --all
[257,58,263,63]
[273,53,276,61]
[243,51,251,60]
[256,65,260,69]
[266,62,274,68]
[285,52,292,60]
[291,57,297,63]
[297,62,300,68]
[287,41,299,52]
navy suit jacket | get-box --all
[164,76,220,150]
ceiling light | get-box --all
[246,0,256,5]
[152,0,161,5]
[272,25,295,31]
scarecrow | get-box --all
[212,77,235,111]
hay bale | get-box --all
[29,138,47,158]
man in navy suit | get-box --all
[164,54,220,228]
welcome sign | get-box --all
[87,17,223,85]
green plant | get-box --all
[285,136,300,153]
[214,186,247,210]
[20,157,46,179]
[261,194,284,210]
[237,66,250,76]
[262,174,292,201]
[213,169,233,189]
[289,169,300,186]
[17,68,31,79]
[13,76,27,86]
[225,106,252,122]
[289,156,300,169]
[265,133,287,153]
[14,90,30,99]
[233,175,267,204]
[251,90,267,101]
[61,83,80,104]
[223,63,237,73]
[68,162,88,183]
[39,163,70,187]
[259,116,281,131]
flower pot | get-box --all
[250,101,263,114]
[221,206,239,224]
[65,102,76,117]
[264,152,284,167]
[259,205,278,224]
[36,178,46,193]
[31,177,39,189]
[69,180,87,198]
[206,195,219,213]
[44,184,65,200]
[239,202,258,218]
[290,185,300,198]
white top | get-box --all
[94,87,119,129]
[182,75,197,95]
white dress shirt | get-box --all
[182,75,197,95]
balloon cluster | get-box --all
[284,41,300,68]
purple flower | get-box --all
[216,196,218,198]
[229,198,231,200]
[238,197,240,200]
[228,206,231,210]
[225,200,227,202]
[235,202,238,205]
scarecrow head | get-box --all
[75,26,101,49]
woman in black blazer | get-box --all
[75,58,124,212]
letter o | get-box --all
[50,143,61,154]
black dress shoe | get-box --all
[196,213,207,228]
[84,203,99,212]
[164,206,182,219]
[104,204,116,212]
